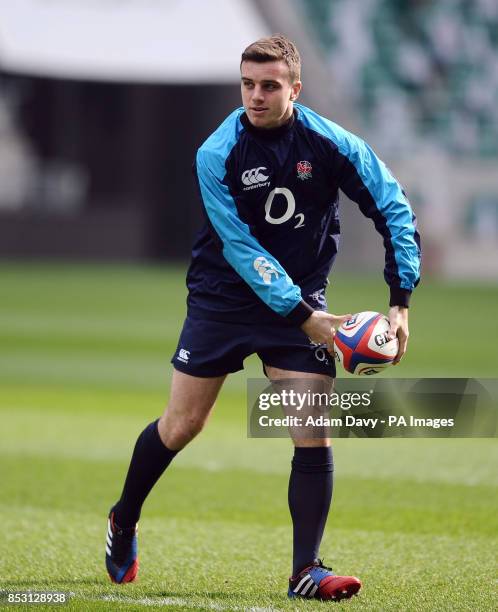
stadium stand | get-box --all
[299,0,498,157]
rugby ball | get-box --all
[334,311,398,375]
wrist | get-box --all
[286,299,315,326]
[389,287,411,308]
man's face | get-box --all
[241,60,301,129]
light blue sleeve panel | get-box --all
[196,112,303,317]
[297,104,421,291]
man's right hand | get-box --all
[301,311,352,354]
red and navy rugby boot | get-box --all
[105,507,139,583]
[288,559,361,601]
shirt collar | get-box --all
[240,109,296,140]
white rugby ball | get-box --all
[334,311,399,375]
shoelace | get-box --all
[313,558,334,573]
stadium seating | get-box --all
[299,0,498,157]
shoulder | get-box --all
[197,108,246,177]
[295,103,360,154]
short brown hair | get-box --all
[241,34,301,82]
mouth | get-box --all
[250,107,268,114]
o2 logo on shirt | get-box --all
[264,187,305,229]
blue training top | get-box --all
[187,103,421,327]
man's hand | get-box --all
[388,306,409,364]
[301,310,352,353]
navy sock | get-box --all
[113,419,177,527]
[288,446,334,576]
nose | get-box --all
[251,85,264,104]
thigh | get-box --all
[264,365,334,447]
[167,368,226,419]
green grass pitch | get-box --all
[0,262,497,611]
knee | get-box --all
[158,412,207,450]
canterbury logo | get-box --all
[242,167,269,186]
[253,256,279,285]
[177,348,190,364]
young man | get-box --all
[105,35,420,601]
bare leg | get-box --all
[158,369,226,450]
[264,365,333,447]
[114,369,226,527]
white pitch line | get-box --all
[96,594,280,611]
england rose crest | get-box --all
[296,160,312,180]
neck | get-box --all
[273,104,294,128]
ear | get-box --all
[290,80,302,101]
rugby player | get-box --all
[105,34,421,601]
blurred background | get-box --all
[0,0,497,278]
[1,3,497,608]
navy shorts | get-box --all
[171,316,336,378]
